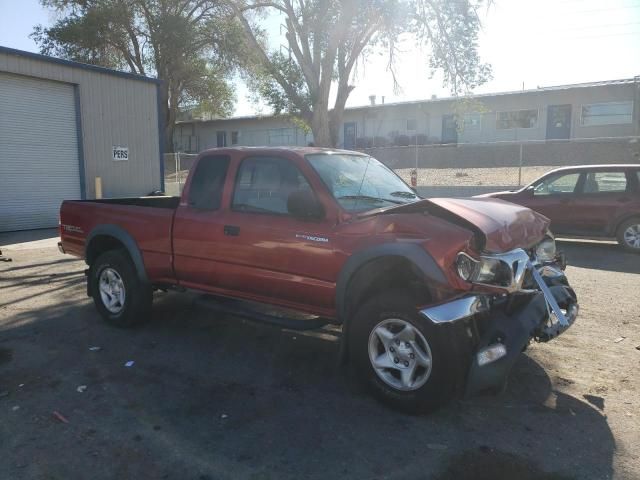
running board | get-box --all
[195,295,334,331]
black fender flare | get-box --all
[85,224,149,286]
[335,243,449,362]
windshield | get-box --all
[306,154,419,211]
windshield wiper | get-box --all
[337,195,403,205]
[389,191,418,198]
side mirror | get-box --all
[524,185,535,196]
[287,190,324,220]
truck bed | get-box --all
[59,196,179,284]
[80,196,180,209]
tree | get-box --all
[234,0,492,147]
[32,0,244,152]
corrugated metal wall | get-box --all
[0,50,161,200]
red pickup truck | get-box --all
[59,147,578,412]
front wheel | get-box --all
[91,249,152,327]
[349,291,461,413]
[616,217,640,253]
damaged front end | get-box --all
[418,244,578,397]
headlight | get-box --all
[535,237,556,263]
[456,252,479,281]
[456,252,517,287]
[455,248,530,291]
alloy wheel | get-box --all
[368,318,433,391]
[623,223,640,249]
[99,267,126,314]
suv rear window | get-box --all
[583,171,627,193]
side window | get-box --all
[534,173,580,196]
[583,171,627,194]
[232,157,312,215]
[187,155,230,210]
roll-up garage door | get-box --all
[0,72,81,232]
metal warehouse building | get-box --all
[0,46,163,232]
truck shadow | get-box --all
[557,239,640,274]
[0,291,615,480]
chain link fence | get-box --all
[165,136,639,198]
[164,153,198,196]
[365,136,640,197]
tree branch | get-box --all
[231,2,310,115]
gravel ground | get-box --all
[1,232,639,480]
[395,166,558,188]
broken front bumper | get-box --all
[419,262,578,396]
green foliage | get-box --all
[245,51,310,116]
[32,0,245,150]
[412,0,492,95]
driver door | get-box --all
[525,171,584,234]
[218,155,337,314]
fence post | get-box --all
[174,153,180,188]
[518,143,523,186]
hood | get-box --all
[371,197,550,253]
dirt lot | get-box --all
[1,232,639,480]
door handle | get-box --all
[224,225,240,236]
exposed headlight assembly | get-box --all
[456,252,512,286]
[456,252,479,281]
[455,249,531,291]
[535,236,557,263]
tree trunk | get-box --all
[310,105,333,147]
[164,121,175,154]
[158,79,175,153]
[328,110,343,148]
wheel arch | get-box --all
[607,212,640,237]
[85,225,149,285]
[336,243,450,362]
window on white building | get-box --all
[581,101,633,126]
[496,109,538,129]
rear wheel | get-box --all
[349,291,461,413]
[91,250,152,327]
[616,217,640,253]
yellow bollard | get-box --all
[95,177,103,199]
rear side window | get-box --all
[232,157,311,215]
[583,171,627,193]
[188,155,230,210]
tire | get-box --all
[349,291,461,414]
[616,217,640,253]
[90,249,152,327]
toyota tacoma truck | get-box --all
[59,147,578,413]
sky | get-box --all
[1,0,639,116]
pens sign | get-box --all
[112,146,129,161]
